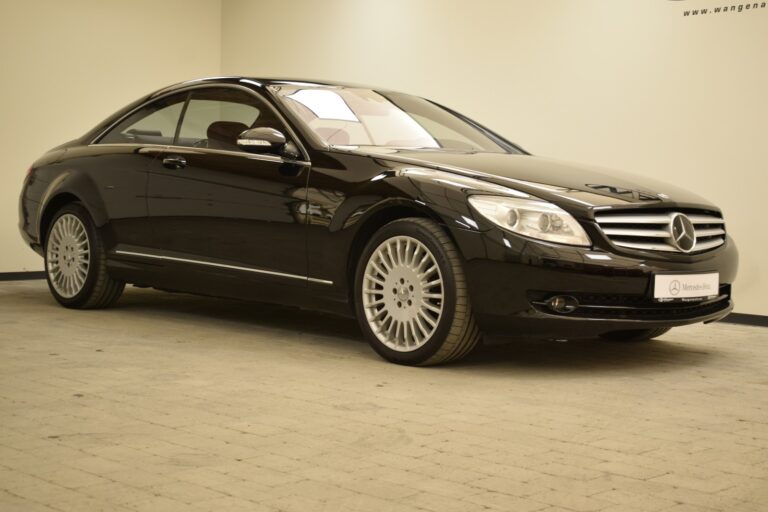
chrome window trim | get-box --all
[114,250,332,285]
[90,83,311,163]
[91,143,168,149]
[91,143,310,166]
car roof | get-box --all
[150,76,383,98]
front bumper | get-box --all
[449,226,738,338]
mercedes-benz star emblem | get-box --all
[670,213,696,252]
[669,280,681,296]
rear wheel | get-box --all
[354,218,480,365]
[44,203,124,309]
[600,327,671,342]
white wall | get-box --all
[0,0,222,271]
[221,0,767,315]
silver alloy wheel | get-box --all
[46,214,90,298]
[362,235,444,352]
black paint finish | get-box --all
[18,77,739,338]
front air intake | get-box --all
[594,210,726,254]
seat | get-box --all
[206,121,249,151]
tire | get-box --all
[354,217,481,365]
[600,327,671,342]
[44,202,125,309]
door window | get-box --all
[176,88,285,152]
[99,93,187,145]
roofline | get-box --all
[149,76,391,98]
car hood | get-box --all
[341,147,717,217]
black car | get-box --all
[19,77,738,365]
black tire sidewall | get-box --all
[44,203,101,308]
[354,219,458,365]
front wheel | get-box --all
[354,218,480,366]
[44,203,125,309]
[600,328,671,342]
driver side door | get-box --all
[147,86,310,288]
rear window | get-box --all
[98,93,187,145]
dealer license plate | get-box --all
[653,273,719,301]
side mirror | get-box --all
[237,127,286,154]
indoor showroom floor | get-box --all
[1,280,766,512]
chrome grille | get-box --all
[594,211,726,253]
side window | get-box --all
[176,88,285,152]
[99,93,187,145]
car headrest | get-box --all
[207,121,249,150]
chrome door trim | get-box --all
[91,143,169,149]
[114,250,332,285]
[161,145,311,166]
[307,277,334,285]
[93,143,311,166]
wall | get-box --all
[0,0,222,271]
[221,0,767,315]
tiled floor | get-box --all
[0,280,766,511]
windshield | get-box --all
[272,85,510,153]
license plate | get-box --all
[653,273,719,301]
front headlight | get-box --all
[468,195,591,247]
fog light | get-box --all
[546,295,579,314]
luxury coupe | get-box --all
[19,77,738,365]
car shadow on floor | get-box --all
[116,286,366,343]
[108,287,717,373]
[452,335,714,373]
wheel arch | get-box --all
[345,200,459,306]
[38,171,109,246]
[39,193,83,245]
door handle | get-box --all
[162,155,187,169]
